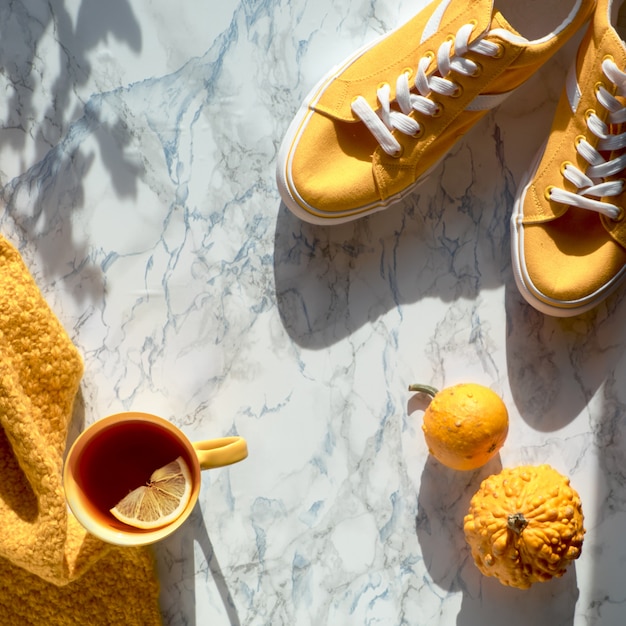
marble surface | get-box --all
[2,0,626,624]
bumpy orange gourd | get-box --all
[463,464,585,589]
[410,383,509,471]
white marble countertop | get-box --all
[2,1,625,624]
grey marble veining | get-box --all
[1,0,626,624]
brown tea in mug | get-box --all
[74,420,191,529]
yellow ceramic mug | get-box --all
[63,412,248,546]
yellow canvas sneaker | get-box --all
[512,0,626,316]
[277,0,596,225]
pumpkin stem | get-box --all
[408,384,439,397]
[507,513,528,535]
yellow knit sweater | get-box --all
[0,237,162,624]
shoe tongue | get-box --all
[437,0,526,44]
[616,0,626,44]
[436,0,495,41]
[489,8,527,42]
[315,0,523,120]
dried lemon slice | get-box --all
[110,456,192,529]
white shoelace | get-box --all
[350,22,503,156]
[549,58,626,221]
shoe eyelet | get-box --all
[443,34,456,56]
[411,124,424,139]
[377,81,390,92]
[492,42,505,59]
[575,134,587,148]
[585,108,596,122]
[603,54,615,64]
[471,62,483,77]
[468,19,478,28]
[431,103,444,117]
[422,50,435,67]
[594,81,605,96]
[402,67,413,79]
[450,83,464,98]
[544,185,555,201]
[614,207,625,222]
[391,146,405,159]
[559,161,573,176]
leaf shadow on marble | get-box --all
[273,118,514,350]
[416,456,579,626]
[0,0,143,303]
[154,501,243,626]
[0,0,141,163]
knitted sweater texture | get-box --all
[0,238,162,624]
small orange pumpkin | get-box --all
[409,383,508,471]
[463,464,585,589]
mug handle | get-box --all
[192,436,248,470]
